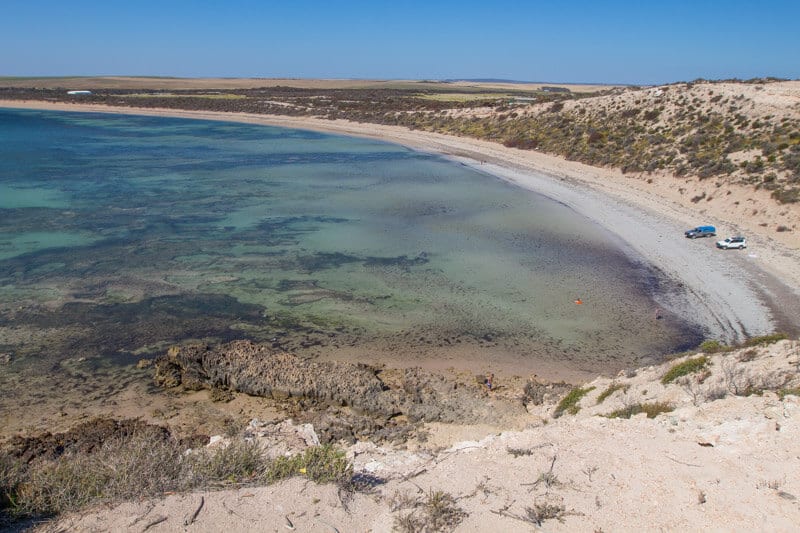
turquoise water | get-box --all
[0,108,700,379]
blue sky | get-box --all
[2,0,798,85]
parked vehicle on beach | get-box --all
[684,225,716,238]
[716,236,747,249]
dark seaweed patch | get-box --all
[295,252,362,273]
[276,279,321,292]
[10,294,266,362]
[364,252,430,268]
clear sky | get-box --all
[2,0,798,85]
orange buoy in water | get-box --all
[574,298,583,305]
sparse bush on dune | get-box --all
[189,438,267,486]
[553,386,595,418]
[604,401,674,419]
[0,453,23,522]
[264,444,352,485]
[743,333,788,346]
[596,382,629,404]
[1,429,352,523]
[393,489,467,532]
[699,340,732,354]
[778,387,800,399]
[662,356,710,384]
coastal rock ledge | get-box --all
[153,340,524,426]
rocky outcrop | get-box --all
[154,341,525,432]
[154,341,389,413]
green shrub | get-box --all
[778,387,800,400]
[743,333,788,346]
[661,356,709,384]
[553,386,595,418]
[604,402,674,419]
[699,340,731,353]
[596,383,629,404]
[265,445,351,485]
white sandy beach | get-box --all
[3,99,799,344]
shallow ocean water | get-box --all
[0,108,701,384]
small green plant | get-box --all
[662,356,709,384]
[743,333,788,347]
[265,445,351,485]
[699,340,731,354]
[596,382,629,404]
[553,386,595,418]
[778,387,800,400]
[604,402,674,419]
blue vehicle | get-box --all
[685,225,716,239]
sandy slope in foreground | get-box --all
[37,341,800,533]
[3,100,800,343]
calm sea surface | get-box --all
[0,108,700,382]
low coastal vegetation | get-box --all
[553,386,595,417]
[699,340,733,353]
[3,78,798,204]
[0,425,352,524]
[393,489,467,532]
[743,332,788,346]
[596,382,629,404]
[661,356,710,384]
[778,387,800,399]
[603,402,675,419]
[698,332,787,355]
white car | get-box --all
[716,236,747,249]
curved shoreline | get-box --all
[3,100,800,343]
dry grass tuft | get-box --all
[392,489,467,532]
[1,432,351,524]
